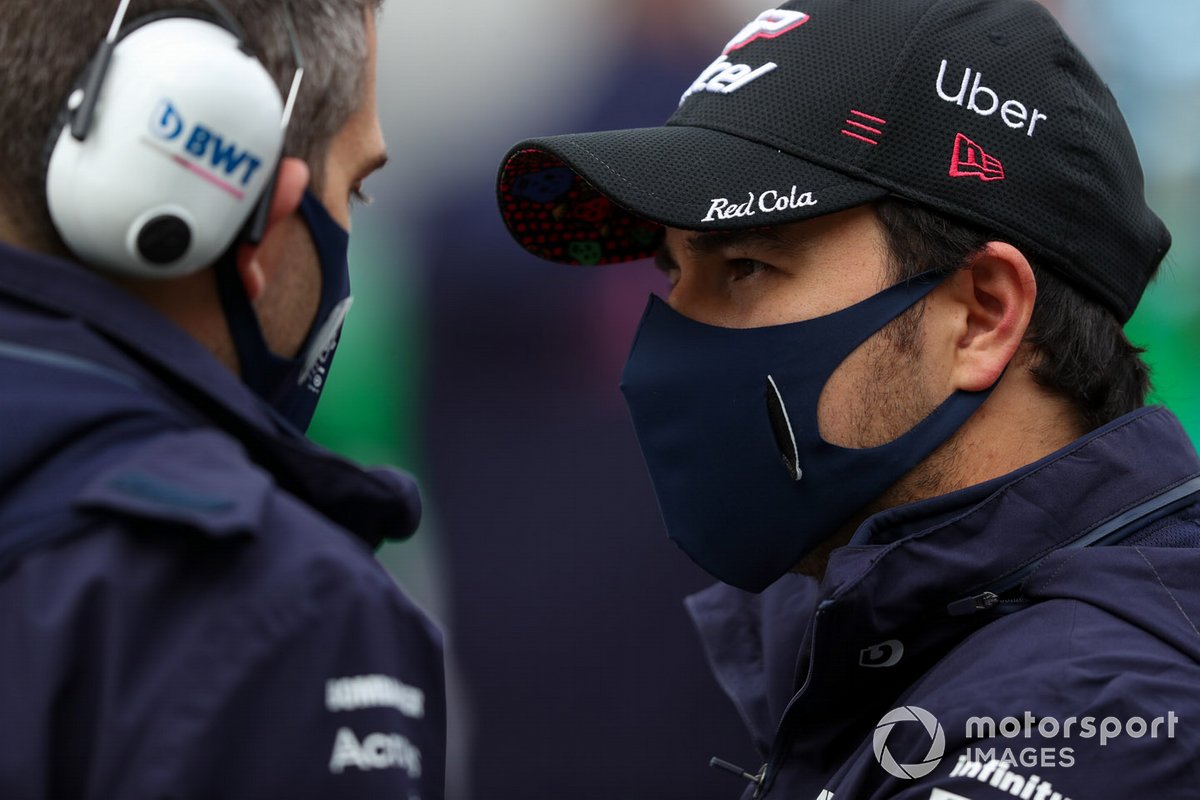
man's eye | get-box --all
[730,259,768,281]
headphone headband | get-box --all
[73,0,258,142]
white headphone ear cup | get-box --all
[45,16,284,279]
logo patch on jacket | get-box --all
[329,727,422,777]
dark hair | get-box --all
[0,0,379,251]
[874,197,1152,432]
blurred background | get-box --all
[307,1,1200,797]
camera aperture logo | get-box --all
[873,705,946,779]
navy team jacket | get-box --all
[691,407,1200,799]
[0,242,445,799]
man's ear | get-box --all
[942,242,1037,392]
[235,157,309,302]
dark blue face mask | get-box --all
[218,190,353,432]
[620,273,997,593]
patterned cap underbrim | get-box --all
[498,149,663,267]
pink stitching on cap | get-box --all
[949,132,1006,181]
[845,119,884,135]
[724,11,812,54]
[841,130,879,146]
[850,109,887,125]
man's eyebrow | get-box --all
[359,150,390,179]
[652,226,792,273]
[654,227,795,272]
[683,227,794,257]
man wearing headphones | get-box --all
[0,1,443,797]
[496,0,1199,797]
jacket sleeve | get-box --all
[8,431,445,800]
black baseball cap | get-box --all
[496,0,1170,323]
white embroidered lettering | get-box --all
[1000,99,1028,129]
[705,186,817,223]
[680,54,778,105]
[326,674,426,719]
[702,193,756,222]
[709,62,752,92]
[759,189,784,213]
[967,71,1000,115]
[936,59,970,104]
[721,62,778,93]
[935,60,1049,137]
[329,727,423,778]
[724,9,810,54]
[1027,109,1048,137]
[703,197,730,222]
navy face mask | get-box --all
[620,273,997,593]
[218,190,354,432]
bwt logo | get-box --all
[150,99,265,188]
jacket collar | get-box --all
[688,407,1200,762]
[0,242,273,428]
[0,241,420,546]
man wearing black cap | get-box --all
[496,1,1199,798]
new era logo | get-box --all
[950,133,1005,181]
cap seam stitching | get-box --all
[1052,24,1126,318]
[864,0,949,171]
[571,142,668,205]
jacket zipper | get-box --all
[947,474,1200,619]
[709,758,767,796]
[720,475,1200,798]
[752,603,829,797]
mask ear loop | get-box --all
[245,0,305,245]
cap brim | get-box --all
[497,123,888,266]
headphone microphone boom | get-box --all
[45,0,303,279]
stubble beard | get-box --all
[792,304,966,579]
